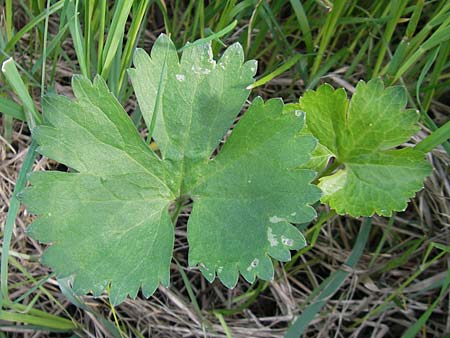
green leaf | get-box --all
[22,35,320,303]
[128,34,257,165]
[299,79,432,216]
[23,76,175,305]
[187,98,320,287]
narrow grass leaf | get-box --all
[0,97,25,121]
[401,268,450,338]
[66,0,88,77]
[415,120,450,153]
[101,0,134,78]
[285,218,372,338]
[178,20,237,52]
[1,58,41,127]
[248,53,302,89]
[0,311,75,331]
[289,0,313,55]
[0,142,38,307]
[2,0,64,58]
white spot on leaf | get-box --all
[269,216,285,223]
[247,258,259,271]
[192,65,211,75]
[281,236,293,247]
[294,110,304,117]
[291,212,296,216]
[267,227,279,247]
[176,74,185,81]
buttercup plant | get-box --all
[18,35,431,305]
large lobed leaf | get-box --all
[297,79,432,217]
[22,35,320,304]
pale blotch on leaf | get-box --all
[294,110,304,117]
[269,215,285,223]
[191,65,211,75]
[267,227,279,247]
[246,258,259,271]
[176,74,185,82]
[281,235,293,247]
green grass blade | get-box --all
[248,53,302,89]
[40,0,51,94]
[213,312,233,338]
[66,0,88,77]
[311,0,346,77]
[178,20,238,52]
[2,0,64,58]
[101,0,134,78]
[422,41,450,112]
[31,21,70,75]
[174,259,203,320]
[401,266,449,338]
[118,0,151,93]
[58,278,121,337]
[405,0,424,38]
[416,45,440,109]
[393,22,450,82]
[307,47,347,89]
[0,141,38,307]
[0,97,25,121]
[372,0,408,77]
[5,0,13,40]
[415,120,450,153]
[96,0,107,74]
[1,58,41,128]
[0,310,75,331]
[289,0,313,55]
[285,218,372,338]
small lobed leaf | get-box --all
[298,79,432,217]
[22,35,320,303]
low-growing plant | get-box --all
[5,35,440,306]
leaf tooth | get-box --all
[72,74,95,99]
[71,273,98,296]
[240,263,256,284]
[25,216,53,243]
[217,263,239,289]
[243,59,258,78]
[127,284,140,300]
[254,255,274,281]
[108,285,128,307]
[141,276,159,298]
[198,262,216,283]
[266,222,307,262]
[91,280,109,298]
[268,245,291,262]
[41,246,74,278]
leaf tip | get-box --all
[1,57,14,73]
